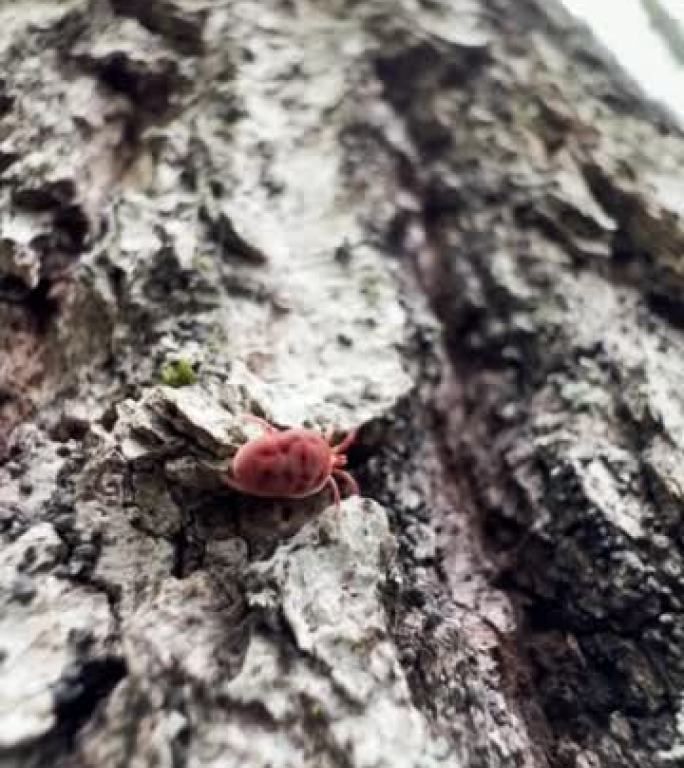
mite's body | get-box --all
[223,416,358,506]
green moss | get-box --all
[360,271,384,307]
[161,359,197,388]
[192,254,215,273]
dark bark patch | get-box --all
[52,657,128,744]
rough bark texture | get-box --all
[1,1,684,767]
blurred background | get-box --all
[563,0,684,121]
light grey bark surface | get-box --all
[1,1,684,767]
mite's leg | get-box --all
[326,475,341,509]
[330,429,357,454]
[221,472,248,495]
[333,469,359,497]
[243,414,278,434]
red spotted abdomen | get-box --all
[232,429,331,498]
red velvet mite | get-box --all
[222,415,359,507]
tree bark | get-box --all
[1,1,683,767]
